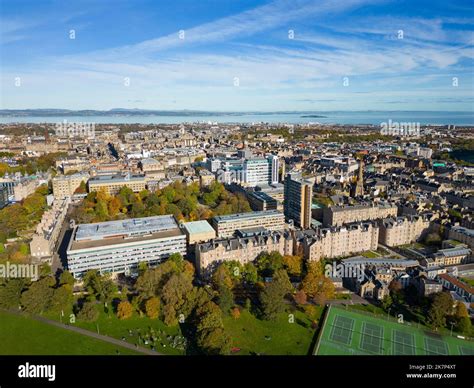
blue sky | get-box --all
[0,0,473,111]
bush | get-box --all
[77,302,99,322]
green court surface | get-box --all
[314,305,474,356]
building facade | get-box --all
[284,173,313,229]
[302,221,379,261]
[66,215,186,279]
[196,230,293,277]
[378,214,432,247]
[88,173,147,195]
[30,197,70,260]
[323,202,398,227]
[52,173,89,199]
[211,210,285,238]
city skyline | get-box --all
[1,0,473,111]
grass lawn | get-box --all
[360,250,380,258]
[460,277,474,287]
[45,305,185,355]
[0,311,140,355]
[347,303,385,316]
[223,308,322,355]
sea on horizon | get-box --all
[0,111,473,125]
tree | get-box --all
[77,301,99,322]
[117,300,133,320]
[83,271,117,303]
[0,278,30,308]
[58,271,75,287]
[197,327,232,355]
[424,232,442,246]
[20,277,54,314]
[260,269,292,320]
[453,303,471,335]
[283,255,303,277]
[195,301,231,355]
[74,181,87,194]
[231,307,241,319]
[107,197,122,217]
[243,262,258,284]
[216,284,234,314]
[302,272,334,305]
[145,297,160,319]
[244,298,252,312]
[306,261,323,277]
[161,273,194,326]
[456,316,472,335]
[49,285,73,312]
[293,289,307,305]
[381,294,393,311]
[211,264,233,290]
[427,292,453,330]
[255,251,284,278]
[454,302,469,319]
[168,253,185,273]
[162,304,178,326]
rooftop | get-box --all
[451,226,474,238]
[75,215,180,241]
[212,210,284,223]
[182,220,215,235]
[88,173,145,184]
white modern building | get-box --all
[66,215,186,279]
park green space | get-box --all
[0,310,140,355]
[44,303,185,355]
[223,308,322,355]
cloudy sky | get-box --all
[1,0,473,111]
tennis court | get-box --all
[424,337,449,355]
[360,322,384,354]
[392,330,416,355]
[314,305,474,356]
[330,315,354,345]
[459,346,474,355]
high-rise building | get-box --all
[351,159,365,197]
[210,154,279,187]
[284,173,313,229]
[0,186,8,209]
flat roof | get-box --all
[451,226,474,238]
[247,191,276,201]
[212,210,284,223]
[342,256,419,267]
[69,227,184,251]
[183,220,215,235]
[74,215,180,241]
[88,174,145,184]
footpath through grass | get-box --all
[0,311,140,355]
[43,302,185,355]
